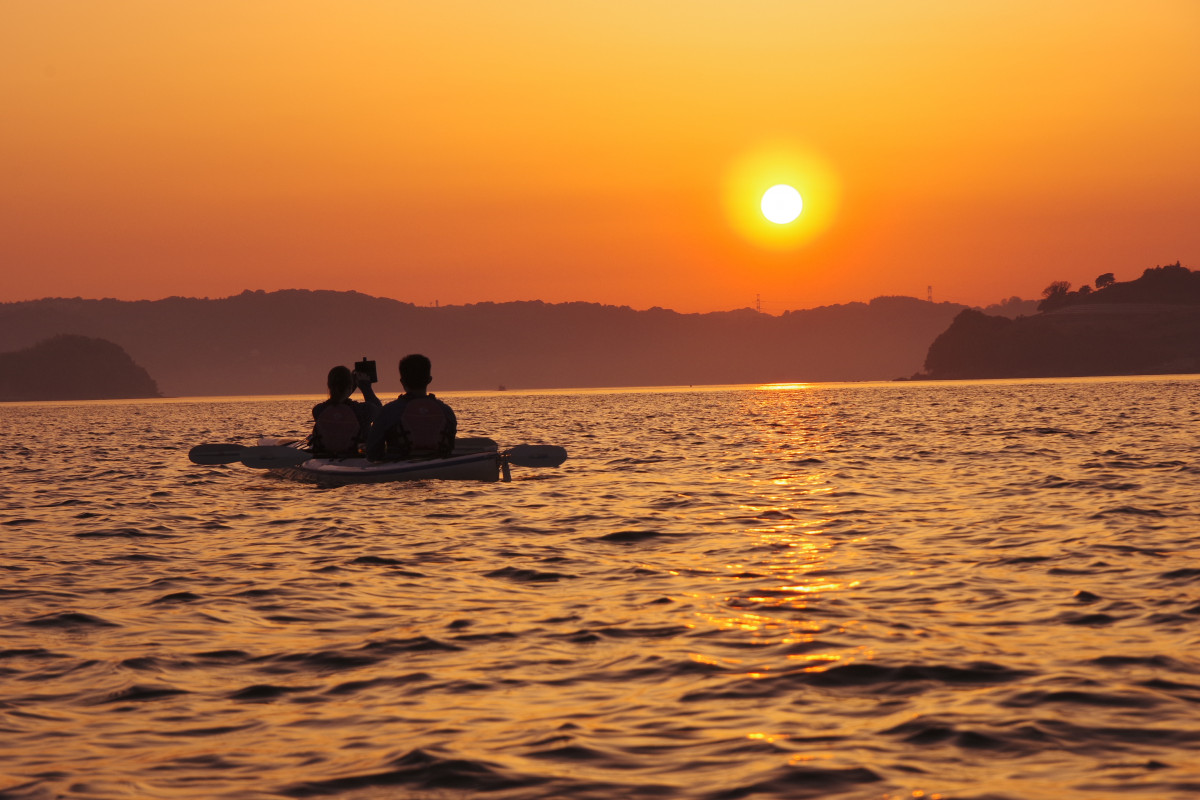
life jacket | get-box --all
[397,397,453,456]
[312,403,362,457]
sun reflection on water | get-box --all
[755,382,814,391]
[682,386,878,677]
[692,518,852,669]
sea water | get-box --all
[1,377,1198,800]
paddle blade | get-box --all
[506,445,568,468]
[189,443,246,465]
[240,445,311,469]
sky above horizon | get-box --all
[3,1,1198,313]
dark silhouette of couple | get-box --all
[310,354,456,460]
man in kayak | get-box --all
[365,354,458,460]
[310,365,383,457]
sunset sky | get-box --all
[3,1,1198,313]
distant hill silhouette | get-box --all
[1037,261,1200,312]
[0,291,986,396]
[0,335,161,401]
[922,263,1200,379]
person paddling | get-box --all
[310,365,382,457]
[365,354,457,461]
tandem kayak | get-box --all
[188,437,567,486]
[265,443,506,485]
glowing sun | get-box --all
[761,184,803,224]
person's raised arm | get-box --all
[363,404,394,461]
[355,371,383,409]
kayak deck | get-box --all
[257,438,506,485]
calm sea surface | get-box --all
[2,378,1199,800]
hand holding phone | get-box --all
[354,357,378,384]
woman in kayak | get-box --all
[365,354,457,460]
[310,365,382,457]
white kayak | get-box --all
[188,437,567,486]
[265,439,505,485]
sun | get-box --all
[761,184,803,224]
[723,142,839,250]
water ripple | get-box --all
[1,378,1199,799]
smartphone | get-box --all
[354,357,378,383]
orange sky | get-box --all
[2,1,1198,313]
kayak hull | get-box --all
[257,438,503,485]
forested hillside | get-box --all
[0,291,970,396]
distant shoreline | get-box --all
[6,373,1199,405]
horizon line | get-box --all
[1,287,1030,317]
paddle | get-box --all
[235,444,563,470]
[239,445,311,468]
[188,443,248,465]
[505,445,568,468]
[188,442,311,467]
[189,441,566,470]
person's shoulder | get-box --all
[374,396,408,420]
[427,394,456,418]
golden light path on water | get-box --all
[688,389,869,763]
